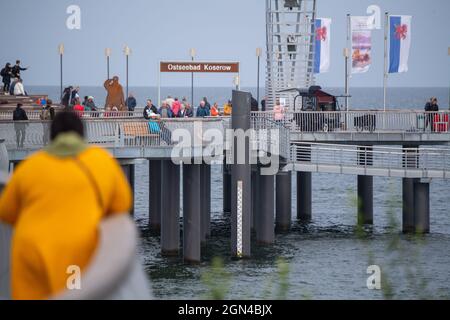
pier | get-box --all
[1,102,450,262]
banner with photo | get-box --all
[351,30,372,73]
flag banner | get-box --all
[314,18,331,74]
[351,16,376,31]
[389,15,412,73]
[351,30,372,74]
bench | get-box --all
[121,122,160,146]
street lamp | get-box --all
[233,75,240,91]
[58,44,64,101]
[124,45,131,102]
[448,47,450,110]
[256,47,262,109]
[105,48,112,80]
[190,48,196,107]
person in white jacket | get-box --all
[13,79,26,96]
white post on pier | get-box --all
[383,12,389,112]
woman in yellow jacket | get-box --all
[0,112,132,299]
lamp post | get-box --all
[105,48,111,80]
[256,47,262,109]
[233,75,240,91]
[58,44,64,101]
[124,45,131,102]
[448,47,450,110]
[190,48,196,108]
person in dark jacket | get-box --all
[143,99,158,119]
[61,86,73,108]
[158,101,173,118]
[13,103,28,148]
[11,60,28,78]
[1,63,13,93]
[425,97,439,131]
[261,97,266,111]
[251,96,259,112]
[196,100,210,117]
[125,93,137,112]
[203,97,211,111]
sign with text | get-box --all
[160,62,239,73]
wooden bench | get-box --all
[121,122,160,146]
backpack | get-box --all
[0,68,5,77]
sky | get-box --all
[0,0,449,88]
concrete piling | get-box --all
[276,171,292,232]
[402,146,419,233]
[357,146,373,225]
[182,164,201,263]
[357,175,373,225]
[256,172,275,244]
[160,160,180,256]
[121,163,135,216]
[200,163,211,243]
[297,172,312,222]
[230,90,252,258]
[414,180,430,234]
[149,160,162,233]
[223,165,232,214]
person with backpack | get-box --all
[13,103,28,148]
[1,63,13,93]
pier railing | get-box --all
[290,142,450,178]
[251,110,450,133]
[0,118,226,150]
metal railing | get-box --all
[291,142,450,176]
[0,118,226,151]
[251,110,450,133]
[0,110,145,120]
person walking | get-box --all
[1,63,13,93]
[125,93,137,112]
[273,100,285,122]
[0,111,132,299]
[13,103,28,148]
[203,97,211,111]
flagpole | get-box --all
[383,12,389,112]
[346,14,351,112]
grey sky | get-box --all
[1,0,449,87]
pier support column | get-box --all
[414,180,430,234]
[161,160,180,256]
[357,146,373,225]
[251,167,260,232]
[121,163,135,216]
[183,164,201,263]
[149,160,162,233]
[402,146,419,233]
[256,172,275,244]
[276,171,292,232]
[200,163,211,243]
[403,178,418,233]
[223,165,232,214]
[231,90,252,258]
[357,175,373,225]
[297,172,312,222]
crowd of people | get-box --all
[1,60,28,96]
